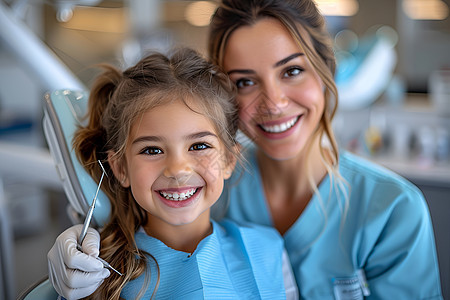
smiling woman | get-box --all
[208,0,443,299]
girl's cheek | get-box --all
[196,154,220,176]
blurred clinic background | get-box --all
[0,0,450,299]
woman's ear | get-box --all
[108,151,130,188]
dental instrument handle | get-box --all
[77,200,96,247]
[77,171,105,247]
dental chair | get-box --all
[18,89,111,299]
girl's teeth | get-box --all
[160,188,197,201]
[261,117,299,133]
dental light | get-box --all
[50,0,102,22]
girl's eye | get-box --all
[189,143,211,151]
[282,67,304,78]
[140,147,163,155]
[235,78,255,89]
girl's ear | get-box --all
[108,151,130,188]
[223,145,239,180]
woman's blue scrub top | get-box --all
[121,219,287,299]
[215,147,442,299]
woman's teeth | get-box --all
[160,188,197,201]
[260,116,299,133]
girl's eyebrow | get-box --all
[188,131,218,140]
[227,53,304,75]
[132,131,218,145]
[132,136,162,145]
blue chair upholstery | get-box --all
[17,277,58,300]
[42,89,111,227]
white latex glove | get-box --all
[48,224,110,300]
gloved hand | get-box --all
[48,224,110,300]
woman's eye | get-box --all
[235,78,255,89]
[140,147,163,155]
[283,67,304,78]
[189,143,211,151]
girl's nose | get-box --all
[163,154,192,182]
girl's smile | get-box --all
[156,187,203,208]
[158,187,199,202]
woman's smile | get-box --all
[252,114,303,141]
[258,115,300,133]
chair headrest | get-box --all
[43,89,111,227]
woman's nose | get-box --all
[258,83,289,115]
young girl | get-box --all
[48,47,297,299]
